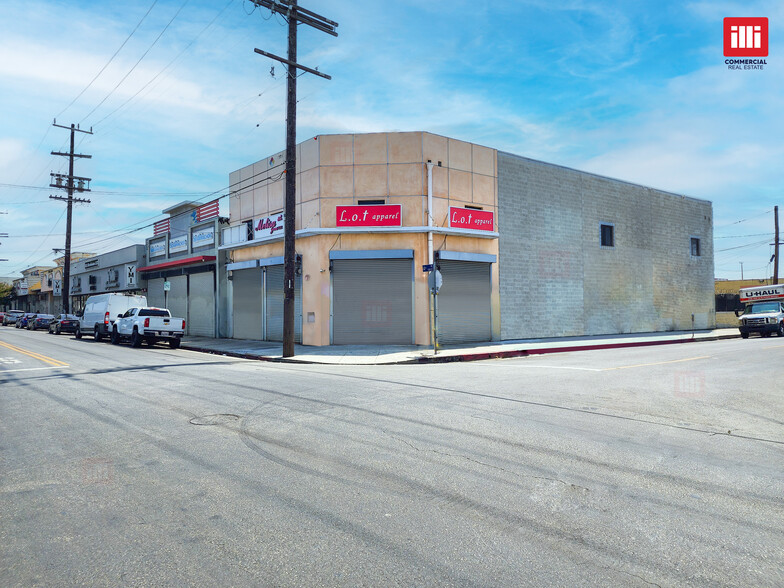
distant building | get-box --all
[69,246,147,314]
[139,201,224,337]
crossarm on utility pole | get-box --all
[253,49,331,79]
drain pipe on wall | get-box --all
[426,160,437,354]
[427,160,434,265]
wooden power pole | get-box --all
[774,205,780,284]
[250,0,337,357]
[50,121,92,314]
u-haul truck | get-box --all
[737,284,784,338]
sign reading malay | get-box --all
[191,226,215,248]
[169,234,189,254]
[336,204,402,227]
[448,207,495,232]
[150,239,166,258]
[254,213,284,237]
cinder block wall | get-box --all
[498,152,714,339]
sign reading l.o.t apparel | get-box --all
[336,204,402,227]
[449,207,494,232]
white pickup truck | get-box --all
[110,307,185,349]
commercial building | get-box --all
[220,131,714,346]
[140,201,226,337]
[69,246,147,313]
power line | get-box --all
[93,0,237,129]
[716,239,769,253]
[56,1,160,120]
[80,0,191,125]
[714,209,773,229]
[71,164,286,250]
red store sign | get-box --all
[336,204,402,227]
[449,207,494,232]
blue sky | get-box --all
[0,0,781,280]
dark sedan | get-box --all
[28,314,55,331]
[15,313,36,328]
[48,314,80,335]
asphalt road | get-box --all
[1,327,783,587]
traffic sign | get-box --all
[428,270,442,293]
[422,264,434,272]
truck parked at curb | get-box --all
[736,284,784,338]
[110,307,185,349]
[76,293,148,341]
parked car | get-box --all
[49,314,80,335]
[111,307,185,349]
[3,310,24,326]
[76,293,148,341]
[16,313,36,328]
[28,314,55,331]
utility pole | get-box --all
[774,206,780,284]
[740,262,744,281]
[250,0,337,357]
[50,121,92,314]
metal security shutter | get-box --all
[167,275,187,322]
[264,265,302,343]
[332,259,413,344]
[188,272,215,337]
[147,278,165,309]
[232,268,262,339]
[437,260,491,344]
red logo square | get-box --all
[724,18,768,57]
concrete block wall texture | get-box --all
[498,152,714,340]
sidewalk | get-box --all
[180,328,742,365]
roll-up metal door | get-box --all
[188,271,215,337]
[332,259,413,344]
[167,275,187,323]
[437,260,491,344]
[264,265,302,343]
[232,267,262,339]
[147,278,165,309]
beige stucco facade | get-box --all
[224,131,501,346]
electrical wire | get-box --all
[714,209,772,229]
[12,208,67,268]
[79,0,191,125]
[56,1,160,120]
[92,0,236,130]
[70,163,286,250]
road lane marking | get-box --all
[496,364,603,372]
[601,355,711,371]
[0,341,69,368]
[0,366,70,373]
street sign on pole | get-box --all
[428,269,442,294]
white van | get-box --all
[76,293,148,341]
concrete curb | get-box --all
[181,330,742,366]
